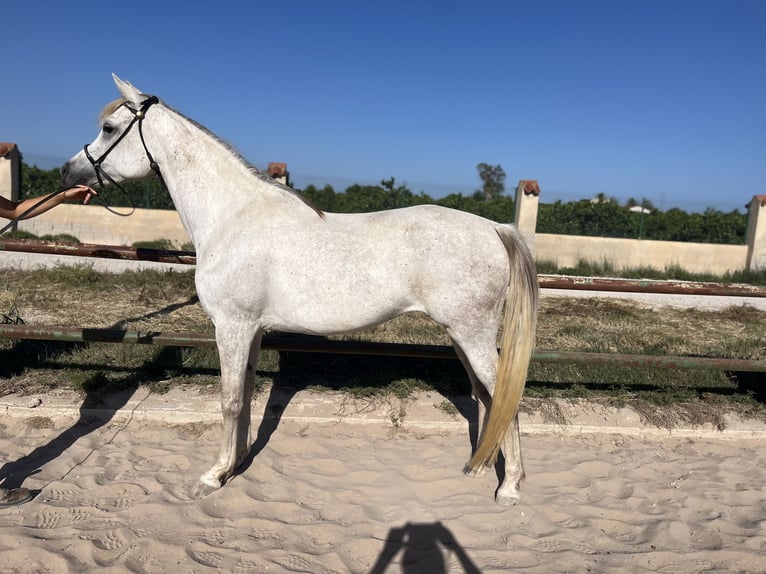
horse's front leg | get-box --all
[236,332,262,459]
[197,325,261,493]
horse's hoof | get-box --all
[465,467,486,478]
[193,477,221,498]
[495,491,521,507]
[192,481,218,498]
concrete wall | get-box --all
[512,182,762,274]
[535,233,748,275]
[11,203,751,276]
[16,204,191,248]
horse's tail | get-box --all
[466,225,538,471]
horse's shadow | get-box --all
[238,333,482,480]
[0,296,200,496]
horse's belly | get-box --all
[264,275,420,335]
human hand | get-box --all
[62,185,97,205]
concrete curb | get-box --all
[3,386,766,441]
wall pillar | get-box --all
[513,179,540,252]
[268,162,290,186]
[0,143,21,202]
[745,195,766,272]
[0,143,21,234]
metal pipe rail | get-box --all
[537,275,766,298]
[1,238,764,298]
[1,324,763,373]
[0,238,196,266]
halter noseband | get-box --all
[83,95,166,190]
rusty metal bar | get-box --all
[1,324,763,373]
[531,351,766,372]
[537,274,766,298]
[1,238,764,298]
[0,238,196,266]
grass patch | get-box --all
[0,267,763,425]
[435,400,459,417]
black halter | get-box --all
[83,95,167,191]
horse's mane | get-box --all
[100,97,324,218]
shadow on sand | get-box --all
[235,335,481,482]
[369,521,482,574]
[1,327,487,503]
[0,297,201,500]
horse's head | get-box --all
[61,74,162,188]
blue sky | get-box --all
[3,1,764,213]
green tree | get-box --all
[434,193,478,213]
[19,164,61,198]
[476,163,506,200]
[335,183,389,212]
[538,199,636,237]
[316,179,433,213]
[20,162,173,209]
[300,184,337,211]
[380,177,411,209]
[97,178,174,210]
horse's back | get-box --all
[329,204,511,255]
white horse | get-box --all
[61,75,538,506]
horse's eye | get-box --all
[102,124,115,135]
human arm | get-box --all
[0,185,97,220]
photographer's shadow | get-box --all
[369,521,481,574]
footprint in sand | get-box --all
[28,508,94,529]
[186,547,226,568]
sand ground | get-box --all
[0,386,764,573]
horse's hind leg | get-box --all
[497,414,524,506]
[453,344,491,478]
[452,334,525,506]
[197,324,261,493]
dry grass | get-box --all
[0,267,764,428]
[536,298,765,359]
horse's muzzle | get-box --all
[60,156,92,188]
[59,161,74,186]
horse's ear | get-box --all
[112,73,144,106]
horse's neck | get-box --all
[151,111,288,250]
[160,147,248,249]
